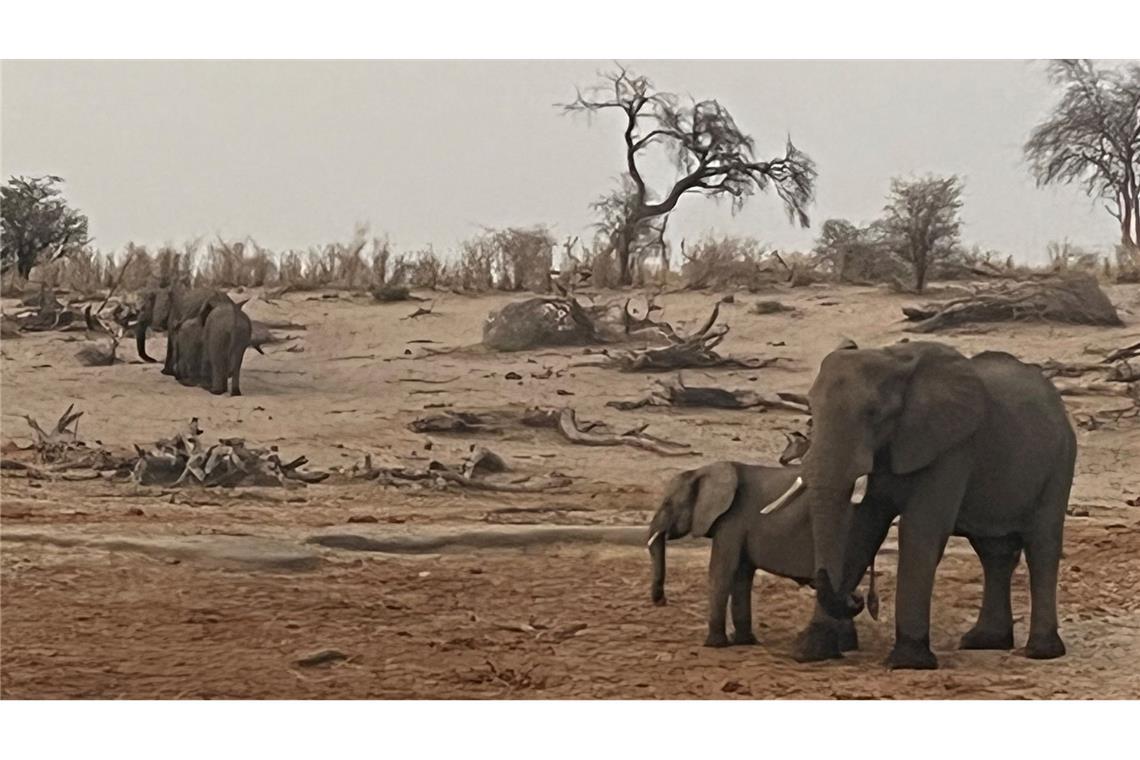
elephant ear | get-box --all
[891,352,986,475]
[690,462,740,538]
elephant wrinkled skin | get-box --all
[794,341,1076,670]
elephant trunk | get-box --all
[136,319,156,362]
[802,422,873,619]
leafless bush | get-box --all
[490,226,555,292]
[679,235,785,291]
[578,241,619,290]
[1115,244,1140,283]
[813,219,904,283]
[454,237,497,291]
[403,249,444,289]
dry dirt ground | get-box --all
[2,283,1139,699]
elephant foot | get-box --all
[230,389,242,397]
[651,590,666,606]
[731,630,758,646]
[209,387,226,396]
[1026,630,1066,660]
[161,367,175,376]
[837,619,859,652]
[886,635,938,670]
[960,625,1014,651]
[703,632,730,648]
[176,376,197,387]
[792,622,842,663]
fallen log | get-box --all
[580,303,781,372]
[352,452,569,493]
[902,273,1122,333]
[606,376,811,413]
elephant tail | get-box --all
[648,517,670,606]
[198,299,219,327]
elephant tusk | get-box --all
[760,476,804,514]
[850,474,869,505]
[646,531,661,549]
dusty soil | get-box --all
[2,283,1139,699]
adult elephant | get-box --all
[791,341,1075,670]
[136,284,232,375]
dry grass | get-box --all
[10,228,1135,301]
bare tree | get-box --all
[562,66,817,286]
[1025,60,1140,251]
[880,175,964,293]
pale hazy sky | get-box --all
[0,60,1124,264]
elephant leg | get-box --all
[161,325,177,376]
[209,354,227,395]
[1023,471,1069,660]
[888,515,952,670]
[886,466,966,671]
[729,562,757,645]
[1024,529,1066,659]
[229,348,245,397]
[704,537,739,648]
[960,535,1021,650]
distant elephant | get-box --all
[136,284,232,375]
[790,341,1075,669]
[171,316,207,387]
[647,462,864,649]
[200,299,254,396]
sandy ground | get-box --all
[2,282,1139,699]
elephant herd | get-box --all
[135,284,259,396]
[648,340,1076,670]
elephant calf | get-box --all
[200,299,255,396]
[172,316,207,387]
[648,462,863,649]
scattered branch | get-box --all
[607,375,810,413]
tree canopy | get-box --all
[562,65,816,285]
[1,175,90,278]
[1025,59,1140,250]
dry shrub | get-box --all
[490,227,555,292]
[6,223,569,297]
[812,219,905,284]
[679,235,785,291]
[454,237,497,291]
[1046,240,1102,274]
[1113,244,1140,283]
[451,227,555,292]
[578,241,619,289]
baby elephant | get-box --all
[172,316,207,387]
[200,299,254,396]
[648,461,863,649]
